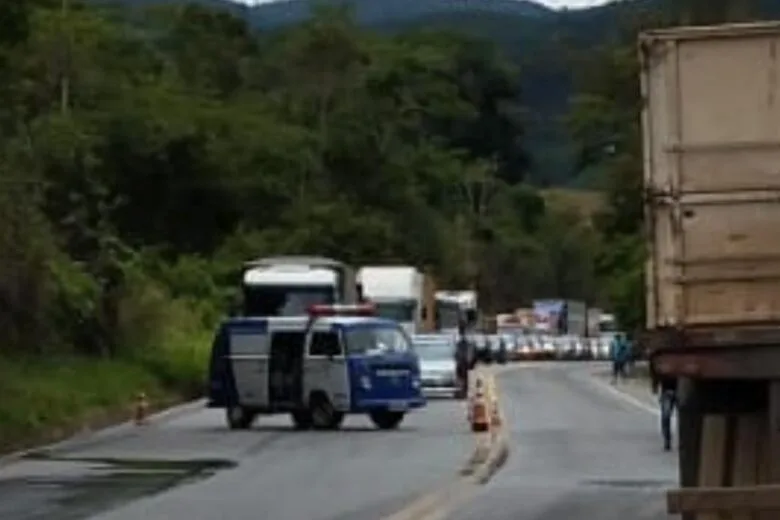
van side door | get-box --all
[229,321,270,408]
[305,327,350,412]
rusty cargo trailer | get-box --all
[643,21,780,367]
[641,21,780,518]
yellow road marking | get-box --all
[383,365,511,520]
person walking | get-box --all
[610,333,629,384]
[650,352,678,451]
[454,321,473,400]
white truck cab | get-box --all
[435,290,478,334]
[357,266,424,335]
[241,256,359,316]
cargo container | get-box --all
[532,299,586,336]
[641,21,780,518]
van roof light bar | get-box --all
[307,303,377,317]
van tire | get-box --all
[310,394,344,430]
[291,410,313,430]
[369,410,405,430]
[226,406,255,430]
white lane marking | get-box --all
[587,376,660,416]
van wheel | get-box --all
[291,410,313,430]
[310,394,344,430]
[226,406,255,430]
[369,410,405,430]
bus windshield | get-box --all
[243,285,334,316]
[344,326,411,355]
[373,301,416,322]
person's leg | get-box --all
[660,390,673,450]
[611,361,619,384]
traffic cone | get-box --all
[134,391,149,426]
[469,378,490,433]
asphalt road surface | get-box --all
[0,398,473,520]
[446,362,678,520]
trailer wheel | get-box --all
[226,406,255,430]
[369,410,405,430]
[310,393,344,430]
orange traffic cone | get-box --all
[469,379,490,433]
[134,391,149,426]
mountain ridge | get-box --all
[101,0,642,185]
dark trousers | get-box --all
[456,364,469,398]
[660,389,677,448]
[612,360,626,381]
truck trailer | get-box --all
[641,21,780,518]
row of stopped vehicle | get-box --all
[207,303,427,431]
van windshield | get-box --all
[344,326,411,355]
[243,285,334,316]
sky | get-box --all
[235,0,610,9]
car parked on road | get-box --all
[413,334,459,398]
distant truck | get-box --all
[640,21,780,517]
[435,290,478,334]
[532,299,586,336]
[586,307,602,337]
[240,256,359,317]
[586,308,618,337]
[356,266,424,335]
[565,301,587,337]
[598,313,616,334]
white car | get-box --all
[413,335,459,398]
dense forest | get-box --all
[0,0,775,449]
[106,0,780,185]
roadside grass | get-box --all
[0,335,211,455]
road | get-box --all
[0,398,473,520]
[445,362,678,520]
[0,363,678,520]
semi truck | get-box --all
[532,299,586,336]
[586,307,602,337]
[640,21,780,518]
[240,256,359,317]
[435,290,477,334]
[356,266,425,335]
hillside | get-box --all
[247,0,553,27]
[105,0,780,185]
[104,0,616,185]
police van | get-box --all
[208,303,426,431]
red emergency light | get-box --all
[307,303,377,317]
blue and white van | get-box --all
[208,304,426,430]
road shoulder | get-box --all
[589,365,659,415]
[0,399,206,468]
